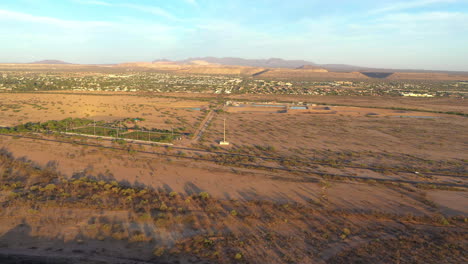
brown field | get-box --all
[0,93,209,132]
[216,109,466,160]
[143,92,468,114]
[0,91,467,263]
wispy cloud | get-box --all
[0,8,179,38]
[370,0,458,14]
[0,9,112,28]
[1,0,467,69]
[73,0,112,6]
[120,3,179,21]
[72,0,182,21]
[380,11,468,22]
[185,0,197,5]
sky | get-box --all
[0,0,467,70]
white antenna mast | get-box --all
[220,117,229,146]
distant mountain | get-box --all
[150,57,467,74]
[178,57,317,68]
[320,64,371,72]
[169,57,370,72]
[151,57,368,71]
[296,64,325,70]
[152,59,172,63]
[31,60,72,65]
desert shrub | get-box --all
[159,202,168,211]
[138,213,152,221]
[439,216,450,226]
[343,228,351,235]
[129,233,151,243]
[43,184,56,192]
[199,192,210,200]
[111,232,127,240]
[339,228,351,239]
[153,247,165,257]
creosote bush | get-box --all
[153,247,165,257]
[199,192,210,200]
[0,150,467,264]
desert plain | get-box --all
[0,64,467,264]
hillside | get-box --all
[114,60,468,80]
[259,69,369,79]
[178,57,316,68]
[147,57,468,75]
[30,60,72,65]
[117,61,266,76]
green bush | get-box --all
[199,192,210,200]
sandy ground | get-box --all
[0,93,208,132]
[1,93,466,212]
[1,94,467,217]
[427,191,468,216]
[160,92,468,114]
[204,111,468,162]
[0,92,467,263]
[227,104,451,117]
[1,135,466,217]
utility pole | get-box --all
[148,130,150,141]
[220,117,229,145]
[93,119,96,136]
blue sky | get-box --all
[0,0,467,70]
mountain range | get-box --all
[152,57,468,74]
[31,60,72,65]
[152,57,375,72]
[23,57,467,74]
[179,57,317,69]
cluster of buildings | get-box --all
[0,71,466,98]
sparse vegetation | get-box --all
[0,150,466,263]
[0,66,466,264]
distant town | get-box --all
[1,71,467,98]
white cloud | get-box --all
[185,0,197,5]
[0,8,181,41]
[370,0,458,14]
[380,11,468,22]
[73,0,112,6]
[0,9,112,28]
[120,3,180,21]
[71,0,182,21]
